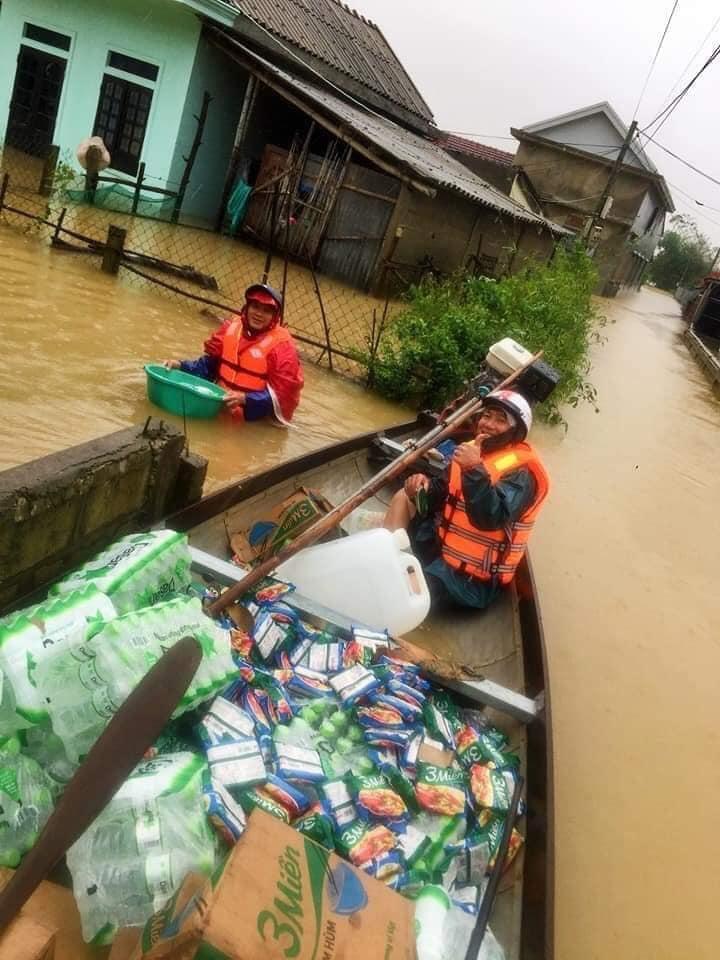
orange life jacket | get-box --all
[437,441,550,585]
[217,320,292,392]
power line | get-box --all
[663,10,720,102]
[641,132,720,189]
[640,40,720,138]
[632,0,681,120]
[665,181,720,228]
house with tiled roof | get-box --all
[0,0,568,290]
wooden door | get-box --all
[6,45,67,156]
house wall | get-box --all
[516,139,662,294]
[529,114,646,169]
[168,35,249,225]
[380,185,554,286]
[0,0,201,186]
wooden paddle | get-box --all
[0,636,202,930]
[207,352,542,617]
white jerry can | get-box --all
[276,528,431,636]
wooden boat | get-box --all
[0,416,552,959]
[164,414,554,960]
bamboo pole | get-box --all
[173,91,212,224]
[206,352,542,617]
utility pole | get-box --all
[585,120,638,250]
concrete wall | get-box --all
[0,420,207,612]
[0,0,201,188]
[516,138,661,293]
[169,34,248,226]
[381,184,555,285]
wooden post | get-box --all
[172,91,212,224]
[263,180,281,283]
[0,173,8,213]
[39,145,60,197]
[52,207,67,244]
[102,225,126,275]
[132,162,146,216]
[309,258,334,372]
[215,76,258,233]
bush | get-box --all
[368,242,602,424]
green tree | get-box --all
[649,214,714,291]
[365,242,602,425]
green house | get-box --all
[0,0,567,288]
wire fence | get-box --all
[0,140,403,379]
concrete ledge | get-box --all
[0,420,207,612]
[684,328,720,386]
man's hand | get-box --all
[453,443,485,472]
[404,474,430,498]
[163,360,181,370]
[223,390,246,409]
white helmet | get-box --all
[484,390,533,440]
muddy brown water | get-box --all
[0,224,407,488]
[2,224,719,958]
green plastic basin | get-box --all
[144,364,226,418]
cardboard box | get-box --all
[0,913,56,960]
[229,488,334,564]
[130,810,415,960]
[0,870,95,960]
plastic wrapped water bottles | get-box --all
[35,597,236,763]
[0,740,54,867]
[66,752,216,945]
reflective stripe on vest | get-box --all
[217,320,292,392]
[437,441,550,585]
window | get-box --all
[93,75,153,176]
[107,51,158,83]
[23,22,71,52]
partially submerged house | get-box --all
[0,0,569,291]
[512,102,674,296]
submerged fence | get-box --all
[0,143,402,379]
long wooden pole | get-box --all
[207,352,542,616]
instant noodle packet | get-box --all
[468,764,517,813]
[348,770,409,824]
[335,819,398,866]
[294,803,336,849]
[415,762,467,816]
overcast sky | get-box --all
[358,0,720,246]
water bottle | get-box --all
[67,753,216,945]
[0,747,54,866]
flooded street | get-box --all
[0,225,408,488]
[532,286,720,959]
[2,226,720,958]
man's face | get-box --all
[246,299,277,332]
[475,405,513,439]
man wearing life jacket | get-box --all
[383,390,550,609]
[164,283,303,424]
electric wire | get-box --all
[632,0,681,120]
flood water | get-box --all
[531,286,720,960]
[2,225,720,958]
[0,224,408,488]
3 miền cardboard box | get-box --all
[130,810,415,960]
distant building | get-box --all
[512,102,675,296]
[0,0,569,291]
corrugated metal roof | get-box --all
[228,0,434,124]
[436,134,516,167]
[221,37,571,233]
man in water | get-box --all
[384,390,550,609]
[164,283,303,424]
